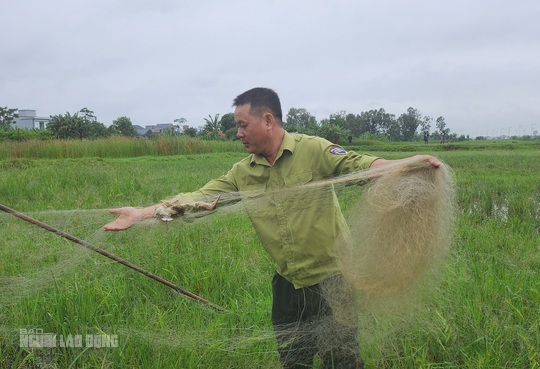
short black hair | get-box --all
[232,87,283,122]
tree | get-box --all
[318,120,350,145]
[420,115,432,135]
[0,107,19,130]
[183,127,197,137]
[435,116,448,134]
[111,116,137,137]
[284,108,318,135]
[345,113,364,137]
[47,112,78,139]
[382,119,401,141]
[328,111,349,131]
[79,107,97,122]
[219,113,237,140]
[359,109,396,136]
[174,117,187,126]
[86,120,110,139]
[47,108,109,139]
[202,114,221,139]
[397,107,422,141]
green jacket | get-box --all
[175,132,378,288]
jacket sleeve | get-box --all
[317,139,379,176]
[162,167,239,205]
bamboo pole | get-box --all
[0,204,228,312]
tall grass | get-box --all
[1,136,539,160]
[0,136,245,160]
[1,145,539,368]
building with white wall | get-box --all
[13,109,51,130]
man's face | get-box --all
[234,104,269,155]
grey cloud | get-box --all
[1,0,539,136]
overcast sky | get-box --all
[2,0,539,137]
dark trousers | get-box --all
[271,272,364,369]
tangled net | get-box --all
[0,155,456,365]
[319,157,456,325]
[339,157,455,294]
[199,156,456,321]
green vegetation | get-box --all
[1,102,492,145]
[0,136,245,160]
[0,139,539,368]
[1,135,539,161]
[0,107,19,130]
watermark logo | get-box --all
[19,328,118,348]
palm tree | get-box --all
[203,114,221,137]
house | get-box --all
[133,125,152,136]
[132,123,181,136]
[150,123,178,134]
[13,109,51,130]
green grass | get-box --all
[1,135,538,160]
[1,141,539,368]
[0,136,246,160]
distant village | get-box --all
[11,109,190,137]
[9,108,537,140]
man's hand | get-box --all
[370,154,441,169]
[103,206,156,231]
[415,154,441,168]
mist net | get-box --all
[0,155,456,365]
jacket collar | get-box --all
[249,131,295,166]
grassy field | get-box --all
[0,138,539,368]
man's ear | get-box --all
[263,112,274,127]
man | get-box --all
[440,130,447,144]
[104,87,440,368]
